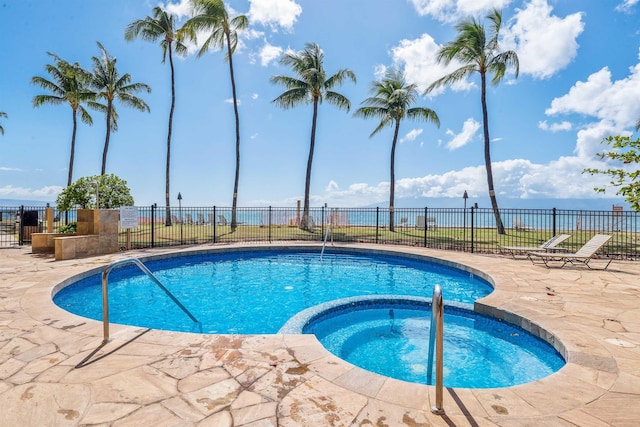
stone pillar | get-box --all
[45,207,54,232]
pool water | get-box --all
[305,301,565,388]
[53,250,493,334]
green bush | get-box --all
[57,222,77,234]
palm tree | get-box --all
[125,7,188,226]
[355,68,440,231]
[271,43,356,230]
[184,0,248,231]
[32,53,95,186]
[0,112,6,135]
[426,9,518,235]
[89,42,151,175]
[635,117,640,132]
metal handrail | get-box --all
[428,284,445,415]
[320,219,332,260]
[101,258,199,342]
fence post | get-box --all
[375,207,380,244]
[424,206,428,248]
[552,207,557,237]
[151,204,156,248]
[470,206,475,254]
[321,205,326,239]
[18,205,24,246]
[268,206,272,243]
[213,206,217,244]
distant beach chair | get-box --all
[500,234,571,257]
[218,215,228,226]
[185,213,194,224]
[513,218,532,231]
[416,215,436,230]
[527,234,613,269]
[171,214,182,224]
[197,213,207,225]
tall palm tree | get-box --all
[0,112,6,135]
[184,0,248,231]
[355,68,440,231]
[125,7,188,226]
[426,9,518,235]
[89,42,151,176]
[32,53,95,186]
[271,43,356,230]
[636,117,640,132]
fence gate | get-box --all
[0,207,19,247]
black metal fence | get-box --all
[2,205,639,259]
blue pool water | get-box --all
[53,250,493,334]
[303,299,565,388]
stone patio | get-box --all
[1,243,639,426]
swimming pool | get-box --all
[282,296,565,388]
[53,248,493,334]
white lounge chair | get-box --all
[500,234,571,257]
[416,215,436,230]
[528,234,613,269]
[513,217,532,231]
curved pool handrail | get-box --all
[101,258,199,342]
[428,284,445,415]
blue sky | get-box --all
[1,0,639,207]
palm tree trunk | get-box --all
[165,44,175,227]
[68,108,78,187]
[302,97,319,230]
[389,120,401,232]
[101,102,113,176]
[227,32,241,232]
[480,72,505,234]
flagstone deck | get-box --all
[1,243,639,426]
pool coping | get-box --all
[2,242,639,425]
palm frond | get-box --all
[271,88,310,109]
[77,105,93,125]
[324,91,351,111]
[269,75,308,90]
[325,69,356,89]
[425,65,476,94]
[406,107,440,127]
[490,50,519,81]
[353,106,388,119]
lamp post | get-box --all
[177,192,183,244]
[463,190,468,248]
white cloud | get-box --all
[445,118,480,150]
[400,128,423,143]
[408,0,513,23]
[162,0,192,20]
[617,0,639,12]
[224,98,241,105]
[538,120,572,132]
[252,93,259,100]
[248,0,302,31]
[259,41,283,66]
[292,153,616,207]
[501,0,584,79]
[0,167,23,172]
[545,60,640,131]
[389,34,473,95]
[0,185,62,200]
